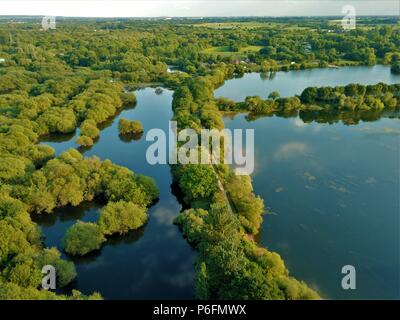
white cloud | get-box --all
[292,118,308,128]
[273,142,310,160]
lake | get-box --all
[35,66,399,300]
[215,65,400,101]
[35,88,195,299]
[219,66,400,299]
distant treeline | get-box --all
[216,82,400,116]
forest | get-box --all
[0,16,399,299]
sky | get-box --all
[0,0,399,17]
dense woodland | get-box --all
[0,16,399,299]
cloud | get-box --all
[273,142,310,160]
[292,118,307,128]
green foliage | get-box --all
[0,281,63,300]
[0,156,30,182]
[391,62,400,74]
[176,201,320,300]
[135,174,160,203]
[100,160,153,207]
[120,92,137,107]
[225,174,264,235]
[37,108,77,135]
[2,16,396,299]
[80,120,100,139]
[219,83,399,118]
[98,201,147,236]
[2,254,43,288]
[195,262,210,299]
[63,221,105,256]
[178,165,218,202]
[0,280,102,300]
[174,208,208,245]
[118,118,144,135]
[76,135,94,147]
[36,248,77,287]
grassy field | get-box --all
[201,45,263,58]
[193,22,268,29]
[193,21,314,31]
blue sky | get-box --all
[0,1,398,17]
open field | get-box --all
[201,45,264,58]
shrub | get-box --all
[63,221,105,256]
[178,165,218,202]
[98,201,147,235]
[76,135,93,147]
[135,174,159,203]
[80,120,100,139]
[118,118,144,135]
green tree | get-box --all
[76,135,94,147]
[98,201,147,236]
[118,118,144,135]
[391,62,400,74]
[179,165,218,201]
[63,221,105,256]
[80,120,100,139]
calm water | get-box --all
[35,67,400,300]
[215,65,400,101]
[224,114,399,299]
[219,66,400,299]
[35,88,195,299]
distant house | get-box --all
[0,58,5,63]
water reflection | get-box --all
[37,88,195,299]
[224,112,399,299]
[242,108,400,126]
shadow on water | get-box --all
[119,132,144,142]
[31,200,103,228]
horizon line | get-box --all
[1,14,399,18]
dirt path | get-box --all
[209,153,234,213]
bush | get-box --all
[178,165,218,202]
[118,118,143,135]
[173,208,208,245]
[135,174,159,203]
[80,120,100,139]
[98,201,147,236]
[36,248,77,287]
[63,221,105,256]
[76,135,93,147]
